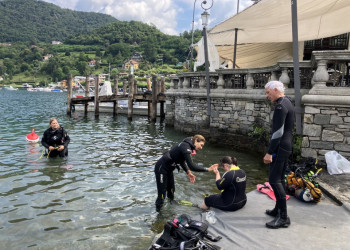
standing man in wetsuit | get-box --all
[154,134,216,212]
[263,81,295,229]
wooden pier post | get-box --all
[113,77,119,116]
[94,75,99,116]
[84,75,89,115]
[151,75,158,122]
[160,76,165,118]
[147,77,152,118]
[127,74,134,120]
[66,73,73,115]
[123,80,127,96]
[134,79,138,95]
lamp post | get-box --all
[190,0,198,72]
[201,0,213,119]
[190,1,210,72]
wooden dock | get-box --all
[66,74,166,121]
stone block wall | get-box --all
[165,90,273,152]
[302,105,350,162]
[210,98,270,135]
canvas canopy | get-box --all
[202,0,350,69]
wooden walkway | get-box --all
[66,74,166,121]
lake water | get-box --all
[0,89,268,249]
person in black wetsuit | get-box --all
[263,81,295,229]
[41,118,70,158]
[154,135,217,211]
[199,156,247,211]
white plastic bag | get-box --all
[325,151,350,175]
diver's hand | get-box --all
[213,166,219,174]
[187,171,196,183]
[57,145,64,151]
[263,153,273,164]
[208,163,219,172]
[49,146,55,151]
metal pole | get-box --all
[233,28,238,69]
[190,0,198,72]
[291,0,302,134]
[203,26,211,118]
[237,0,239,14]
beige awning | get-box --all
[207,0,350,68]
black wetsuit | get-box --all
[41,127,70,158]
[268,96,295,218]
[154,138,208,210]
[204,167,247,211]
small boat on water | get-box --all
[51,89,63,92]
[3,86,19,91]
[22,83,33,88]
[27,88,38,92]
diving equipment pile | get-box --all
[287,158,323,203]
[150,214,222,250]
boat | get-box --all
[36,87,53,92]
[51,89,63,92]
[26,128,39,143]
[22,83,33,88]
[3,86,19,91]
[27,88,38,92]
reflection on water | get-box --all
[0,89,268,249]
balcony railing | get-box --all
[169,50,350,91]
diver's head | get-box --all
[192,134,205,150]
[49,118,60,130]
[220,156,237,171]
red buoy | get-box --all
[26,128,39,143]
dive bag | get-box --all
[150,214,222,250]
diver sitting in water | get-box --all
[199,156,247,211]
[41,118,70,158]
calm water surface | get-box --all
[0,89,268,249]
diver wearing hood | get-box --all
[154,135,217,212]
[41,118,70,158]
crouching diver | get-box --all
[154,135,217,212]
[41,118,70,158]
[199,156,247,211]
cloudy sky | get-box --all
[42,0,255,35]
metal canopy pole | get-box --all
[291,0,302,134]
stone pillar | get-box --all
[217,73,224,89]
[199,76,206,89]
[179,77,184,89]
[246,73,254,89]
[169,78,174,89]
[279,68,290,89]
[312,59,329,88]
[183,76,190,89]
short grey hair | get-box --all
[265,81,285,93]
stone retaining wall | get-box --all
[301,87,350,163]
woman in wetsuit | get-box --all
[41,118,70,158]
[154,134,216,211]
[200,156,247,211]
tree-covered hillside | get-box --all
[65,21,201,64]
[0,0,117,43]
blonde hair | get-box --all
[192,134,205,143]
[49,118,58,125]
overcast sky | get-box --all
[42,0,255,35]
